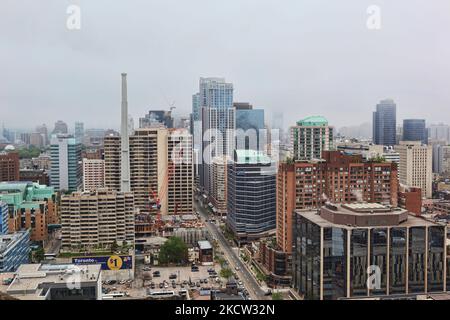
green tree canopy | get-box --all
[272,292,283,300]
[219,268,233,279]
[158,237,188,265]
[17,146,42,159]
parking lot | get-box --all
[141,264,223,293]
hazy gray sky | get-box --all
[1,0,450,131]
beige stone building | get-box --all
[211,155,229,216]
[82,159,105,192]
[396,141,432,198]
[104,128,193,215]
[61,188,135,249]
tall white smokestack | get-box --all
[121,73,131,192]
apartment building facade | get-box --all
[60,189,135,250]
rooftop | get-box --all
[297,202,439,228]
[234,149,271,164]
[198,240,212,250]
[6,264,102,300]
[296,115,329,127]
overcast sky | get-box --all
[1,0,450,131]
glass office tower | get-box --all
[293,203,447,300]
[373,99,397,146]
[403,119,428,144]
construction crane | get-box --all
[148,162,175,224]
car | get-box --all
[143,267,151,271]
[159,283,164,289]
[172,283,177,289]
[152,271,161,277]
[169,274,177,280]
[196,282,201,287]
[164,283,169,289]
[235,266,240,271]
[238,281,243,286]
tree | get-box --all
[158,237,188,265]
[111,240,119,253]
[17,146,42,159]
[272,292,283,300]
[220,268,233,279]
[34,247,45,263]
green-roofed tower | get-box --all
[291,115,334,160]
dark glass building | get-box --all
[373,99,397,146]
[293,203,447,300]
[139,110,174,128]
[234,103,265,150]
[403,119,428,144]
[227,150,276,241]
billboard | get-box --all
[72,255,133,270]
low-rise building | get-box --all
[5,263,102,300]
[293,202,447,300]
[198,240,213,266]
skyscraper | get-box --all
[290,116,333,161]
[227,150,276,241]
[372,99,397,146]
[104,128,194,215]
[199,77,235,194]
[403,119,428,144]
[139,110,174,128]
[234,102,265,150]
[396,141,432,198]
[50,135,82,192]
[52,120,68,135]
[429,123,450,144]
[74,122,85,143]
[36,124,48,146]
[192,93,201,123]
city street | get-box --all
[195,200,268,300]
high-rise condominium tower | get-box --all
[50,135,82,192]
[60,189,135,250]
[104,128,193,215]
[290,116,333,161]
[199,77,235,194]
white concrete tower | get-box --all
[120,73,131,192]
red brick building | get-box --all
[398,186,422,216]
[0,152,19,182]
[276,151,398,253]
